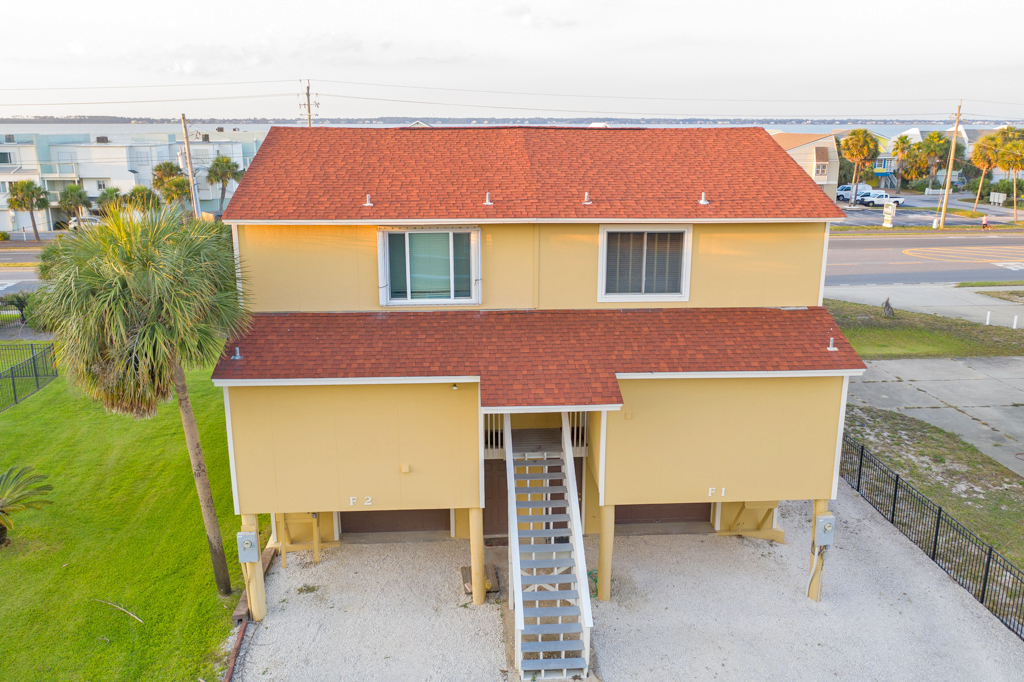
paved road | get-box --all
[838,191,1020,227]
[826,233,1024,286]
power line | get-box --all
[0,80,296,92]
[0,93,296,107]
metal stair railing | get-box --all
[503,413,526,673]
[559,411,593,673]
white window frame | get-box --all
[377,226,482,306]
[597,224,692,303]
[814,162,828,177]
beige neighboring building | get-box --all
[770,132,840,200]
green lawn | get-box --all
[824,298,1024,359]
[956,280,1024,288]
[0,370,264,681]
[845,405,1024,566]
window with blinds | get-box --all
[604,231,685,295]
[385,230,476,303]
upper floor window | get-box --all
[814,162,828,177]
[0,152,11,164]
[598,225,691,302]
[380,228,480,305]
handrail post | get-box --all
[31,347,40,390]
[502,412,525,674]
[10,367,17,404]
[931,507,942,560]
[561,413,594,625]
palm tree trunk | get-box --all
[849,163,860,207]
[172,361,232,596]
[974,169,986,211]
[219,183,227,213]
[1015,171,1019,223]
[929,166,936,191]
[28,210,40,241]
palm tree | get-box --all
[6,180,49,241]
[891,134,913,192]
[97,187,123,215]
[58,184,92,225]
[840,130,880,206]
[0,466,54,545]
[970,134,1002,211]
[205,155,245,213]
[160,176,194,215]
[126,186,161,209]
[1001,140,1024,222]
[151,161,184,194]
[919,131,950,190]
[36,202,250,595]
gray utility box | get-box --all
[815,514,836,548]
[237,531,260,564]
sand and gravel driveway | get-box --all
[233,484,1024,681]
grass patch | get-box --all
[0,370,268,682]
[943,208,986,219]
[956,281,1024,288]
[845,405,1024,565]
[977,290,1024,304]
[824,298,1024,359]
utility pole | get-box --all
[938,102,962,230]
[299,80,319,127]
[180,113,201,219]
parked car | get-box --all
[836,183,873,202]
[67,216,102,230]
[856,191,906,207]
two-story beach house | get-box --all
[214,126,863,679]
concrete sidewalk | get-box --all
[825,283,1024,328]
[848,357,1024,477]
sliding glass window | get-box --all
[385,230,477,304]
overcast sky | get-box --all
[3,0,1023,122]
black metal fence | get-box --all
[0,304,21,330]
[0,343,57,412]
[840,434,1024,641]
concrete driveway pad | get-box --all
[960,406,1024,442]
[875,358,990,382]
[586,486,1024,681]
[960,356,1024,379]
[908,379,1024,407]
[850,364,899,384]
[848,381,945,409]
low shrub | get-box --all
[0,231,9,241]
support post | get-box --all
[240,514,266,621]
[808,499,829,602]
[598,504,615,601]
[469,507,485,605]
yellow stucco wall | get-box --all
[605,377,844,505]
[237,222,827,312]
[227,383,481,514]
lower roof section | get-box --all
[211,307,865,408]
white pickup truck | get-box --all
[856,191,906,207]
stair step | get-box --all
[522,574,577,585]
[521,589,579,601]
[516,500,568,509]
[524,623,584,635]
[512,486,567,495]
[523,606,580,618]
[519,543,574,553]
[516,514,570,523]
[514,473,565,481]
[522,640,586,653]
[512,458,565,467]
[522,558,576,569]
[519,529,569,538]
[521,658,588,672]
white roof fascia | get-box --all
[616,369,865,380]
[213,375,480,387]
[224,216,845,226]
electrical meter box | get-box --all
[815,514,836,548]
[237,531,260,563]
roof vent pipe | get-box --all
[827,338,838,352]
[582,192,592,205]
[363,194,373,207]
[698,192,710,205]
[484,192,493,206]
[230,347,242,360]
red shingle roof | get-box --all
[212,308,864,408]
[222,127,846,222]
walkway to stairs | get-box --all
[503,413,593,680]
